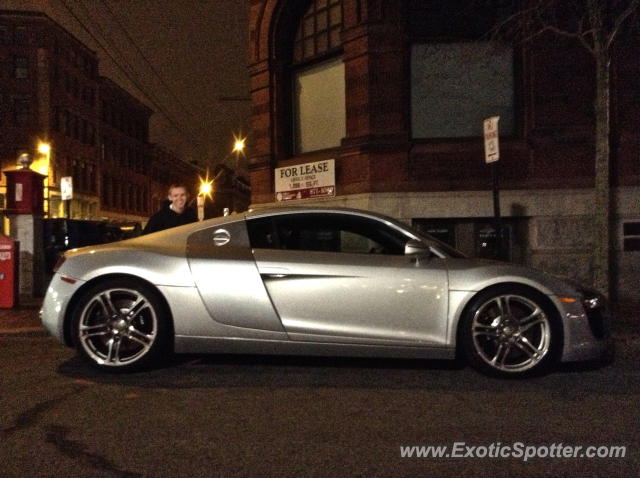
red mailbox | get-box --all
[0,235,19,308]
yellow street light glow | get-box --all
[38,142,51,155]
[199,181,212,196]
[199,172,214,199]
[232,135,246,154]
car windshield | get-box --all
[372,213,467,258]
[416,231,467,258]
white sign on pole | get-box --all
[275,159,335,202]
[483,116,500,163]
[61,176,73,200]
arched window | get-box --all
[291,0,345,153]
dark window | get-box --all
[14,57,28,79]
[248,213,408,255]
[63,110,71,135]
[409,0,516,139]
[14,26,27,44]
[293,0,343,63]
[52,106,60,131]
[623,221,640,252]
[12,95,30,126]
[0,25,8,44]
[623,222,640,236]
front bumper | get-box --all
[558,293,613,362]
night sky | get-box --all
[6,0,251,171]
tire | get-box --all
[71,278,171,372]
[459,285,562,378]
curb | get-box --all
[0,327,48,337]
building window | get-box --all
[623,221,640,252]
[12,95,30,126]
[294,58,346,153]
[52,106,60,131]
[0,25,8,45]
[293,0,343,63]
[14,57,29,79]
[292,0,345,154]
[411,42,514,138]
[14,26,28,44]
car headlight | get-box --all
[576,287,609,339]
[583,296,601,310]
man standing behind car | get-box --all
[142,184,198,234]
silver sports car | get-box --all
[41,207,611,377]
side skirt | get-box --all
[174,335,455,360]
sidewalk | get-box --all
[0,297,45,336]
[1,297,637,337]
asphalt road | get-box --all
[1,335,639,478]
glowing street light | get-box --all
[232,135,246,154]
[197,172,214,221]
[199,180,213,198]
[38,142,51,156]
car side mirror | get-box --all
[405,239,430,256]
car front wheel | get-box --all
[459,286,562,378]
[71,278,171,372]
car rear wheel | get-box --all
[71,278,171,372]
[459,286,562,378]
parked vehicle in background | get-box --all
[43,219,141,275]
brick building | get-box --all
[0,10,200,226]
[247,0,640,301]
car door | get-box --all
[186,218,285,333]
[248,212,449,346]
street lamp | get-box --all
[199,179,213,197]
[232,135,245,155]
[37,142,51,156]
[232,134,246,169]
[197,172,214,221]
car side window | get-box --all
[247,217,278,249]
[248,214,407,255]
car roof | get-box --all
[245,206,395,222]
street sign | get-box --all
[61,176,73,200]
[483,116,500,163]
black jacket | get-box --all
[142,201,198,235]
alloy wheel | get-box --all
[77,288,158,367]
[471,294,552,373]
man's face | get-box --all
[168,187,188,213]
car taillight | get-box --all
[53,254,66,273]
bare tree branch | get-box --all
[607,0,640,50]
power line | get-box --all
[56,0,201,148]
[98,0,197,122]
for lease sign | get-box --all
[275,159,335,202]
